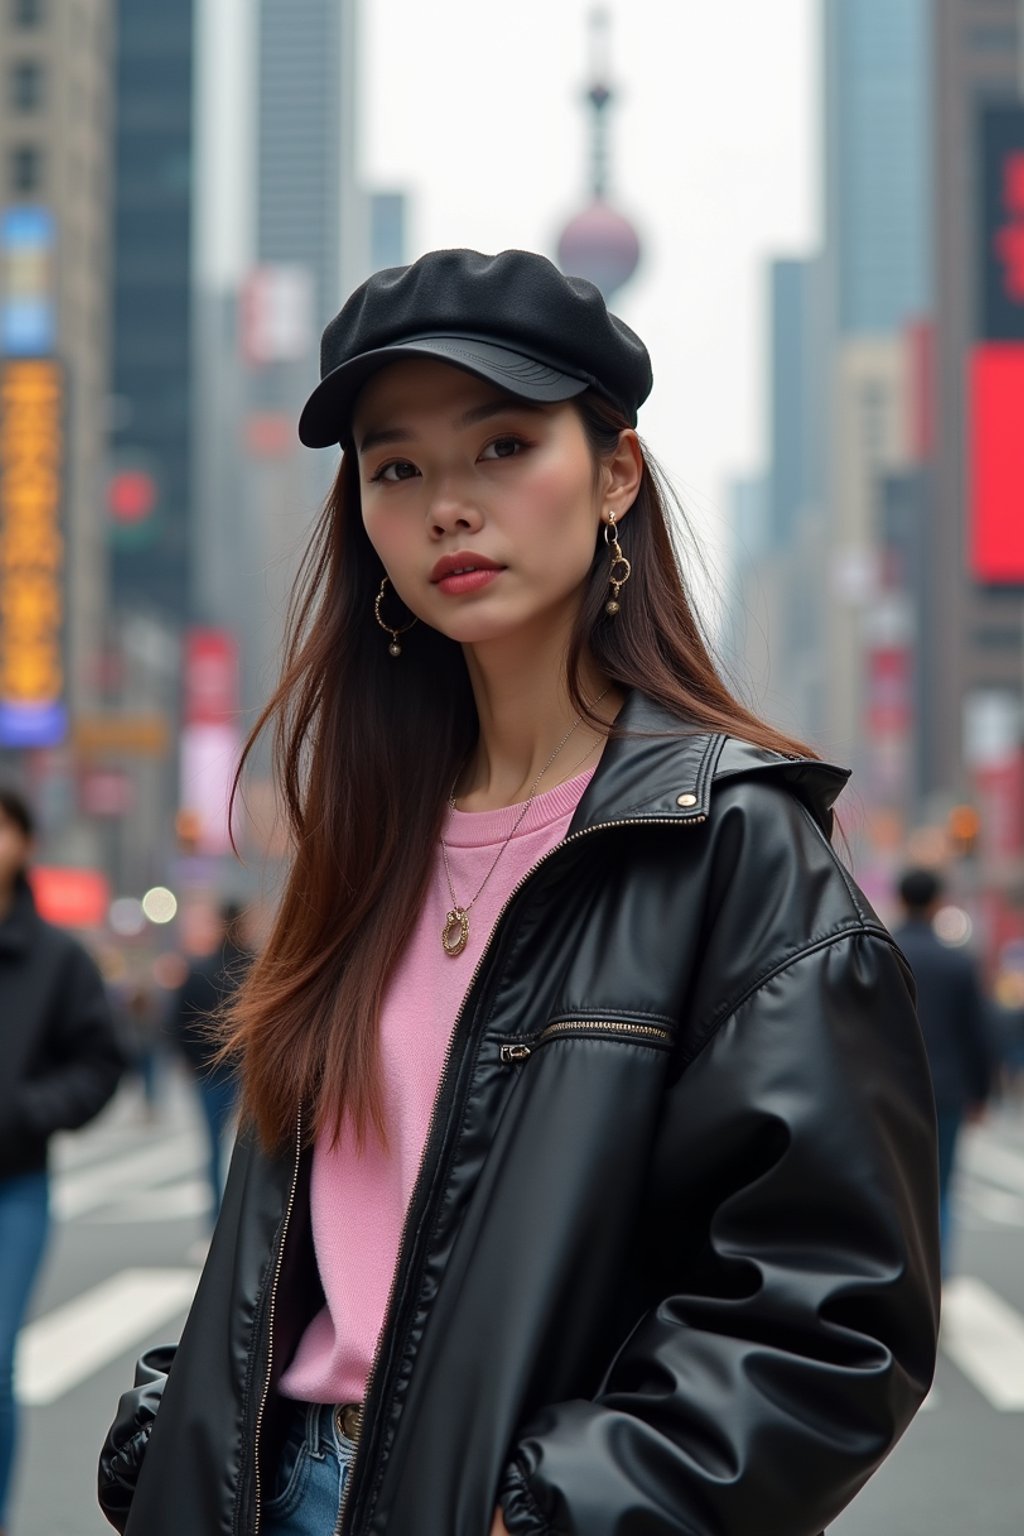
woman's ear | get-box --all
[600,429,643,525]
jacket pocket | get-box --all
[97,1343,176,1532]
[499,1019,673,1065]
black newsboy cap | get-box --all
[297,247,653,448]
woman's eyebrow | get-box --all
[458,399,545,427]
[358,423,413,453]
[358,398,545,455]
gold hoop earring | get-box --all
[374,577,418,657]
[603,512,631,616]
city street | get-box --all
[7,1070,1023,1536]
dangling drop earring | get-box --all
[604,512,631,615]
[374,577,418,657]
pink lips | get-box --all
[436,568,502,596]
[430,552,505,596]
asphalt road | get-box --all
[8,1069,1024,1536]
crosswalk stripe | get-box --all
[91,1179,212,1223]
[53,1135,205,1219]
[17,1269,199,1406]
[940,1276,1024,1411]
[955,1175,1024,1227]
[959,1138,1024,1199]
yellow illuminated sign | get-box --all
[0,360,63,710]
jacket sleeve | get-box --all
[499,928,940,1536]
[17,941,125,1139]
[97,1344,175,1532]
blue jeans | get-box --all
[263,1401,357,1536]
[195,1071,236,1220]
[0,1170,50,1527]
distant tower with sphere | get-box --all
[556,9,641,301]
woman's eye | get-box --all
[480,436,525,461]
[372,459,419,483]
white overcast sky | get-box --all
[360,0,821,591]
[200,0,820,600]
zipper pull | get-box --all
[500,1043,532,1065]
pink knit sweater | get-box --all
[278,765,596,1404]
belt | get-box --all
[334,1401,363,1443]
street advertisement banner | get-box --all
[179,628,240,855]
[0,358,66,747]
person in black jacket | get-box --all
[892,866,995,1275]
[0,786,123,1534]
[171,901,251,1219]
[98,249,939,1536]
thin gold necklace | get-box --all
[439,691,609,958]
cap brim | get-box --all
[297,336,592,448]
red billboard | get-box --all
[970,345,1024,581]
[971,104,1024,583]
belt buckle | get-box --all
[335,1401,362,1443]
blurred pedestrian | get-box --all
[100,248,939,1536]
[892,867,995,1276]
[112,983,164,1121]
[0,787,123,1535]
[170,901,250,1218]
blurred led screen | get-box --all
[972,104,1024,583]
[0,359,67,746]
[0,208,56,356]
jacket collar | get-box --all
[569,689,851,836]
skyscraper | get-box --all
[818,0,933,797]
[191,0,369,753]
[823,0,932,337]
[110,0,196,622]
[0,0,114,862]
[257,0,367,332]
[370,192,408,273]
[768,259,815,551]
[929,0,1022,802]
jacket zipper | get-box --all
[252,1104,303,1536]
[499,1019,672,1063]
[334,807,706,1534]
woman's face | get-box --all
[353,360,636,649]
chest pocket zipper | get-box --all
[500,1019,673,1063]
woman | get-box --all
[0,787,123,1535]
[99,249,939,1536]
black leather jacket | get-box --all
[99,694,940,1536]
[1,876,124,1178]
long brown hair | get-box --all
[224,391,821,1152]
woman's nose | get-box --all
[427,486,483,538]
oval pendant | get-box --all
[442,907,469,957]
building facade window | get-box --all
[968,23,1017,54]
[11,60,43,110]
[860,378,890,458]
[10,143,42,194]
[11,0,45,26]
